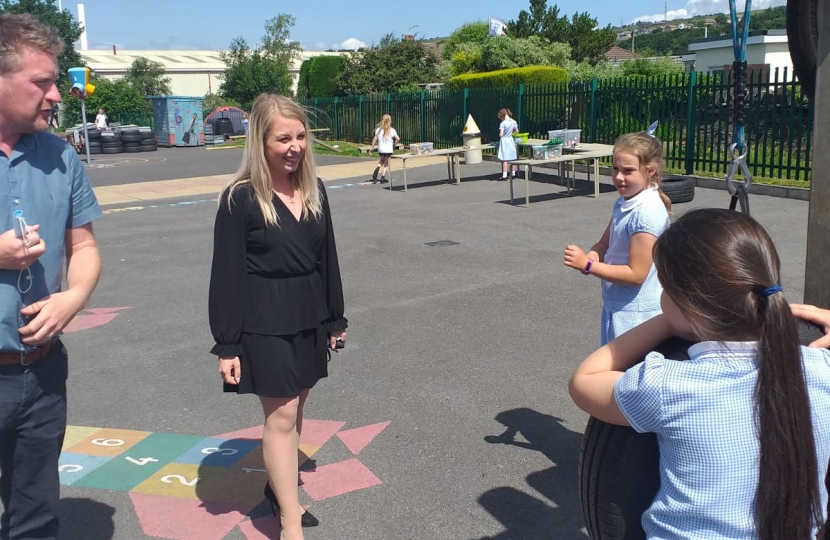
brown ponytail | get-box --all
[654,209,822,539]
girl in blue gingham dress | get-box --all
[570,208,830,540]
[564,132,672,345]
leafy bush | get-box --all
[61,76,151,128]
[441,21,489,61]
[296,60,311,99]
[447,66,568,90]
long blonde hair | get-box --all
[376,114,392,138]
[223,94,321,226]
[613,132,672,213]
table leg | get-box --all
[509,170,515,204]
[446,156,452,182]
[594,158,600,198]
[388,159,394,190]
[455,155,461,185]
[403,160,408,192]
[525,165,531,206]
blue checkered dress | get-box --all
[600,187,670,345]
[615,341,830,539]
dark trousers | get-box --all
[0,343,68,540]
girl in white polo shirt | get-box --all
[369,114,399,184]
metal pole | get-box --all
[80,98,91,164]
[804,0,830,308]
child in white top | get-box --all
[564,132,672,345]
[570,208,830,540]
[369,114,399,184]
[94,108,108,130]
[496,108,518,180]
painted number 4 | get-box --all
[126,456,159,466]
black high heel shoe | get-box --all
[263,482,320,527]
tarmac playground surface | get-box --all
[36,145,812,539]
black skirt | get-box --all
[224,328,328,397]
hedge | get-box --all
[296,60,311,99]
[308,56,344,98]
[447,66,568,90]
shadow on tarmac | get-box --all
[59,497,115,540]
[476,408,587,540]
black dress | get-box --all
[208,180,347,397]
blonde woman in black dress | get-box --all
[209,94,347,540]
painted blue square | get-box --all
[59,453,112,485]
[173,437,259,467]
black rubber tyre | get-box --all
[101,133,120,142]
[579,320,827,540]
[102,147,122,154]
[87,141,102,148]
[123,146,143,153]
[139,145,158,152]
[101,143,122,150]
[120,134,142,143]
[86,129,101,141]
[88,147,102,155]
[140,131,156,140]
[120,128,140,136]
[661,175,696,204]
[787,0,818,101]
[140,138,157,146]
[122,142,140,148]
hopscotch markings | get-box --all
[62,426,102,450]
[132,462,226,500]
[73,433,204,491]
[58,453,112,485]
[64,427,151,457]
[173,437,260,468]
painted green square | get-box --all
[73,432,206,491]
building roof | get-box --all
[79,49,348,74]
[605,46,640,62]
[688,29,787,50]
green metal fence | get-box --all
[300,68,813,182]
[116,113,154,129]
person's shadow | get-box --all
[476,408,587,540]
[59,497,115,539]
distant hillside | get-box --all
[615,6,786,57]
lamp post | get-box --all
[404,24,420,40]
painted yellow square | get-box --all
[63,426,102,450]
[298,444,320,467]
[64,428,152,457]
[132,463,226,500]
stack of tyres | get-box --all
[138,128,158,152]
[86,129,102,154]
[120,128,143,153]
[100,131,122,154]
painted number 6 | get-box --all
[91,438,125,447]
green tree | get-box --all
[507,0,568,42]
[441,21,489,60]
[61,76,151,127]
[0,0,82,86]
[620,57,683,77]
[568,12,616,64]
[202,93,241,112]
[123,58,171,96]
[336,34,438,95]
[219,14,299,108]
[446,36,569,76]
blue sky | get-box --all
[67,0,786,51]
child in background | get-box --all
[369,114,399,184]
[569,208,830,540]
[564,132,672,344]
[496,108,518,180]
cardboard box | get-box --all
[548,129,581,148]
[532,144,563,160]
[409,142,434,155]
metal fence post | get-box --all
[420,91,426,143]
[589,78,598,143]
[387,93,391,114]
[517,83,525,126]
[462,88,469,124]
[333,97,340,140]
[684,71,698,175]
[358,95,363,141]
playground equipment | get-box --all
[67,67,95,164]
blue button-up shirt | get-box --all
[0,132,101,352]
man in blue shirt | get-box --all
[0,14,102,539]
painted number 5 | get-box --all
[161,474,199,487]
[201,447,238,456]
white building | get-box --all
[682,29,794,79]
[79,49,348,98]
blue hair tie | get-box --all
[760,284,782,298]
